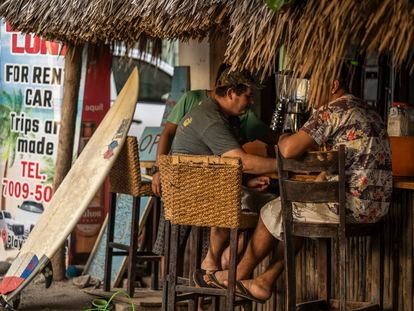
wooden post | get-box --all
[51,44,83,281]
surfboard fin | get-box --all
[41,261,53,288]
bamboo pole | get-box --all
[51,44,83,281]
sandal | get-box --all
[206,272,227,289]
[193,269,217,288]
[235,280,266,304]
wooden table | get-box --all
[266,173,414,190]
[393,176,414,190]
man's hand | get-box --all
[314,171,327,182]
[151,171,162,196]
[247,176,271,192]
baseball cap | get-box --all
[216,68,263,89]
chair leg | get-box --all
[151,260,160,291]
[126,196,140,297]
[162,220,171,311]
[226,228,238,310]
[318,238,331,302]
[188,226,202,311]
[379,230,384,310]
[211,296,220,311]
[371,228,384,310]
[151,197,161,290]
[104,192,117,291]
[167,224,180,311]
[338,232,347,311]
[284,227,296,310]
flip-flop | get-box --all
[193,269,217,289]
[206,272,227,289]
[235,280,266,304]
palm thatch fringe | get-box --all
[0,0,229,43]
[226,0,414,105]
[1,0,414,105]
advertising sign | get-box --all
[71,48,111,262]
[0,21,85,260]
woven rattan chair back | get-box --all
[104,135,158,297]
[159,154,247,228]
[109,136,144,196]
[160,154,256,311]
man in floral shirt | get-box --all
[299,94,392,222]
[205,65,392,303]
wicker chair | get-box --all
[104,136,161,297]
[276,145,384,311]
[159,154,257,311]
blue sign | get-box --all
[139,126,163,162]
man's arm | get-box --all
[152,122,178,196]
[155,122,178,165]
[222,148,276,174]
[277,130,316,158]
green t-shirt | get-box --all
[167,89,269,143]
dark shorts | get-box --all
[152,206,210,256]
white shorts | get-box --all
[260,197,341,240]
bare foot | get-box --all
[238,279,272,301]
[200,257,220,273]
[201,248,221,273]
[203,270,228,287]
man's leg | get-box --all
[236,217,278,279]
[209,217,277,285]
[201,227,230,272]
[221,233,245,270]
[238,237,303,300]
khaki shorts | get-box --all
[260,197,341,240]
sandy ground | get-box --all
[3,280,94,311]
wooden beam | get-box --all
[51,44,83,281]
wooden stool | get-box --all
[159,155,257,311]
[276,145,384,311]
[104,136,161,297]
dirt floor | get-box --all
[0,278,162,311]
[2,280,94,311]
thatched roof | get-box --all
[227,0,414,104]
[1,0,414,104]
[0,1,230,48]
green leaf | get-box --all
[266,0,291,12]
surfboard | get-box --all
[0,68,139,307]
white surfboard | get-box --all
[0,68,139,306]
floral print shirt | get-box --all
[301,95,392,223]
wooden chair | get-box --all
[159,154,257,311]
[276,145,384,311]
[104,136,161,297]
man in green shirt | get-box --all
[151,69,277,195]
